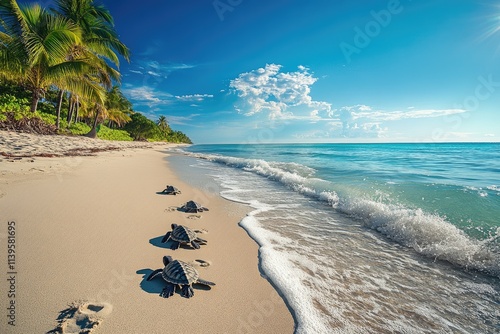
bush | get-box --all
[37,112,57,125]
[97,125,133,141]
[67,122,91,135]
[124,113,157,140]
[0,94,30,114]
[37,101,56,115]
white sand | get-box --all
[0,131,294,333]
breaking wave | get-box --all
[179,149,500,277]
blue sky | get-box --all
[102,0,500,143]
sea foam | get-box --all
[182,150,500,277]
[238,206,335,334]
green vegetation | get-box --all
[0,0,192,144]
[0,95,30,116]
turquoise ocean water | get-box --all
[169,143,499,333]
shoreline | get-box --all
[0,131,294,333]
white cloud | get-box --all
[175,94,214,101]
[293,130,331,139]
[354,108,467,121]
[327,105,467,139]
[123,83,214,111]
[145,60,195,72]
[339,104,372,112]
[326,117,386,138]
[147,71,161,77]
[129,59,196,79]
[230,64,332,120]
[166,114,201,126]
[122,86,173,108]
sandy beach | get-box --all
[0,131,294,333]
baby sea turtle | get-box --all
[162,185,181,195]
[162,224,207,250]
[147,256,215,298]
[181,200,209,213]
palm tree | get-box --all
[51,0,130,133]
[0,0,105,113]
[51,0,129,65]
[157,115,171,134]
[104,85,132,128]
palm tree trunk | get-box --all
[30,91,39,113]
[67,96,79,127]
[74,105,78,123]
[67,106,73,127]
[85,108,100,138]
[75,96,79,120]
[55,90,64,130]
[66,94,73,123]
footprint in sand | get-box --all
[164,206,179,213]
[192,259,211,268]
[193,228,208,234]
[49,301,112,334]
[187,214,201,220]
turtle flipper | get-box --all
[160,283,176,298]
[161,231,172,243]
[163,256,173,266]
[196,237,207,244]
[181,285,194,298]
[146,269,163,281]
[196,278,215,286]
[191,241,200,249]
[170,241,180,250]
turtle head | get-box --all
[163,255,173,266]
[171,223,178,230]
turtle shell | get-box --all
[165,186,180,193]
[162,260,199,285]
[171,225,197,243]
[185,201,201,209]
